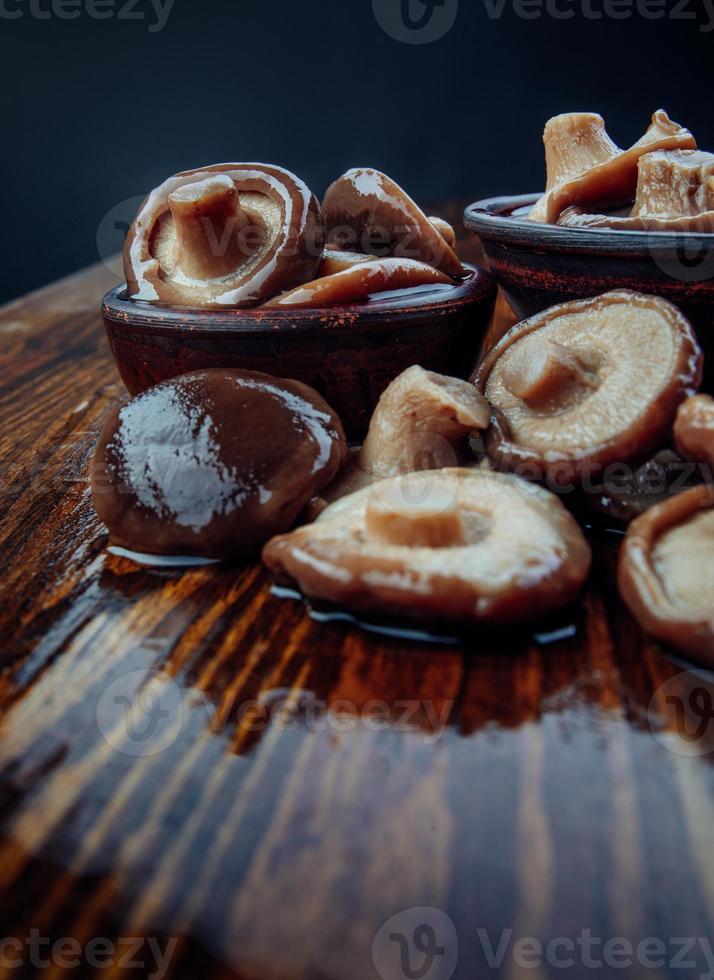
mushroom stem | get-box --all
[366,482,466,547]
[501,339,598,406]
[168,175,252,280]
[543,113,620,190]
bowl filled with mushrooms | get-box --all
[464,110,714,373]
[102,163,496,438]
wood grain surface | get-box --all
[2,235,714,980]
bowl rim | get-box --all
[464,193,714,254]
[102,262,495,335]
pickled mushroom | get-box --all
[322,168,465,278]
[91,369,346,559]
[618,485,714,663]
[559,150,714,231]
[674,394,714,472]
[529,110,695,224]
[324,366,490,502]
[263,468,592,623]
[124,163,323,307]
[264,258,452,308]
[474,291,702,485]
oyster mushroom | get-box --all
[263,468,591,623]
[618,485,714,663]
[91,369,346,559]
[428,216,457,249]
[124,163,323,307]
[264,257,452,308]
[529,110,696,224]
[323,366,490,502]
[559,150,714,231]
[318,248,375,277]
[674,394,714,473]
[322,168,465,278]
[474,291,702,486]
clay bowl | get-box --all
[464,194,714,362]
[101,263,496,440]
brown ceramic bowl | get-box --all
[102,263,496,439]
[464,194,714,364]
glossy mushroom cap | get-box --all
[263,468,591,624]
[264,257,452,308]
[360,365,490,478]
[618,485,714,664]
[91,369,346,559]
[322,168,465,278]
[474,290,702,486]
[124,163,323,307]
[674,394,714,471]
[529,110,696,224]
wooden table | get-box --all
[2,254,714,980]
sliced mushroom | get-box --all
[475,291,702,486]
[674,394,714,473]
[529,110,696,224]
[322,168,465,278]
[91,369,346,559]
[124,163,323,307]
[263,468,591,623]
[559,150,714,231]
[264,257,452,308]
[618,485,714,663]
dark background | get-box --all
[0,0,712,305]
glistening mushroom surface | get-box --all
[91,369,346,559]
[529,110,695,224]
[263,468,591,623]
[322,168,465,278]
[323,366,490,503]
[124,163,323,307]
[674,394,714,471]
[475,290,702,485]
[559,150,714,231]
[264,258,452,308]
[618,486,714,664]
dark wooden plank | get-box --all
[1,251,714,980]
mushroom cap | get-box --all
[322,167,465,278]
[124,163,324,307]
[618,485,714,664]
[263,468,591,624]
[674,394,714,471]
[91,369,346,559]
[360,365,490,478]
[475,290,702,485]
[264,257,451,308]
[530,110,696,224]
